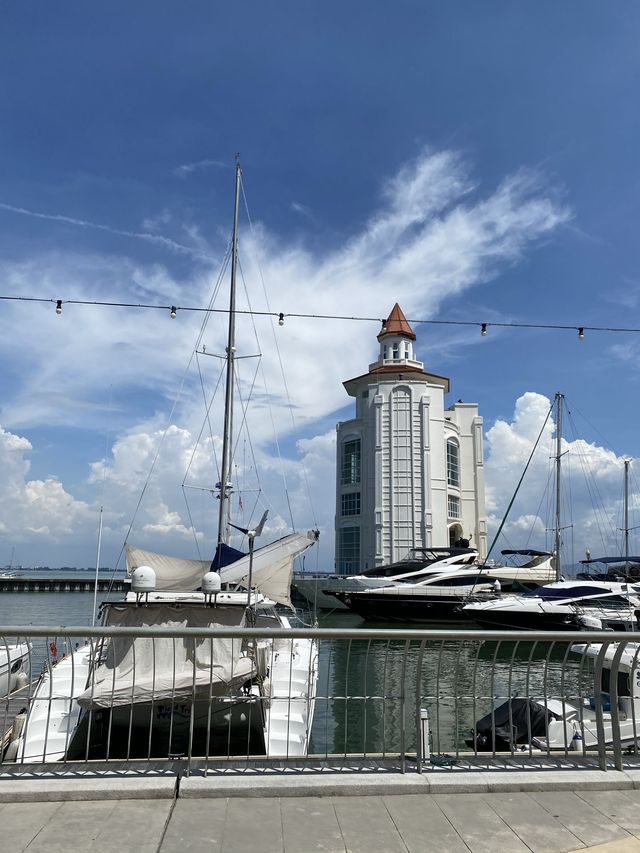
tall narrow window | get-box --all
[341,492,361,516]
[339,526,360,573]
[341,439,361,485]
[448,494,461,519]
[446,438,460,488]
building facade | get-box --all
[335,304,487,573]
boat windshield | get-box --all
[522,585,612,600]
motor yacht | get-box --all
[462,579,640,631]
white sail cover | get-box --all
[126,545,210,591]
[126,530,319,607]
[77,604,254,710]
[219,530,319,608]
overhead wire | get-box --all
[6,290,640,338]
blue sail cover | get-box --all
[210,542,247,570]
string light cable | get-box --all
[3,292,640,338]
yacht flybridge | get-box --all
[7,161,320,764]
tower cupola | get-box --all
[371,303,423,371]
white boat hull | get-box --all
[0,643,30,698]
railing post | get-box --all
[593,643,610,772]
[415,640,426,773]
[609,642,627,772]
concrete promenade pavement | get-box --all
[5,773,640,853]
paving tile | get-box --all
[160,799,227,853]
[1,801,62,853]
[93,799,172,852]
[530,791,631,847]
[434,793,530,853]
[384,794,470,853]
[565,839,640,853]
[281,797,345,853]
[20,800,118,853]
[333,796,407,853]
[481,792,585,853]
[221,797,284,853]
[575,790,640,834]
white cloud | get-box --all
[0,425,93,543]
[174,159,227,178]
[0,149,574,566]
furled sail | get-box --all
[219,529,319,608]
[126,529,319,606]
[125,545,210,591]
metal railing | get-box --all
[2,625,640,775]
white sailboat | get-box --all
[10,162,319,764]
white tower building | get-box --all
[335,304,487,573]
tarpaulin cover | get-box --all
[470,698,556,751]
[77,604,254,710]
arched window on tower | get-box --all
[446,438,460,488]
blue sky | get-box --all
[1,2,640,569]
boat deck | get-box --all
[2,786,640,852]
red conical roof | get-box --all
[377,303,416,341]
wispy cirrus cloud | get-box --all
[0,201,213,261]
[173,158,227,178]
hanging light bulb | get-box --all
[170,306,177,319]
[578,327,585,340]
[381,318,387,333]
[481,323,487,336]
[278,312,285,326]
[55,300,62,315]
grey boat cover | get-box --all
[126,529,319,608]
[77,604,254,710]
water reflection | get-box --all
[312,612,594,756]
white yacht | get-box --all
[294,546,555,612]
[292,547,479,611]
[327,566,498,622]
[463,579,640,631]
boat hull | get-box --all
[0,643,30,697]
[331,591,467,623]
[66,696,267,760]
[462,608,580,631]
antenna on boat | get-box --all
[229,510,268,616]
[217,159,242,547]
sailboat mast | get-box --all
[554,392,563,581]
[217,160,242,546]
[624,459,630,568]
